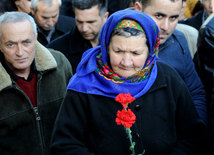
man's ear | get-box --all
[134,2,143,11]
[31,7,35,15]
[14,0,20,7]
[103,12,109,23]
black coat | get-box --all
[60,0,75,17]
[194,15,214,101]
[179,10,204,30]
[37,15,76,46]
[194,14,214,154]
[51,62,205,155]
[47,27,92,73]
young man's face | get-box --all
[74,5,108,43]
[135,0,182,44]
[0,20,37,76]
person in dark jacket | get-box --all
[59,0,75,17]
[47,28,92,74]
[51,10,205,155]
[59,0,121,17]
[31,0,76,46]
[47,0,108,73]
[0,12,72,154]
[134,0,207,125]
[0,0,32,15]
[180,0,214,30]
[0,0,17,14]
[194,13,214,154]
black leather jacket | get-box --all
[194,13,214,155]
[195,13,214,103]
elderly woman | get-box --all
[51,10,205,154]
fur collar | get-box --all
[0,42,57,91]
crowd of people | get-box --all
[0,0,213,154]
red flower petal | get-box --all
[115,93,135,109]
[115,109,136,128]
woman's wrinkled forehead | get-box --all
[99,10,159,62]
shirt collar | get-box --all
[0,52,36,81]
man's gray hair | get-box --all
[72,0,108,18]
[0,12,37,43]
[31,0,62,12]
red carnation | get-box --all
[115,109,136,128]
[115,93,135,109]
[114,93,142,154]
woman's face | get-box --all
[109,35,149,78]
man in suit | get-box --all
[47,0,109,73]
[31,0,75,46]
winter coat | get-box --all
[179,10,204,30]
[159,29,207,124]
[47,27,92,73]
[194,13,214,154]
[0,42,72,155]
[37,15,76,46]
[51,62,205,155]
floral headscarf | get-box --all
[67,10,160,98]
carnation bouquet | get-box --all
[115,93,145,155]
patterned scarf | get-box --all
[96,53,154,83]
[67,10,160,98]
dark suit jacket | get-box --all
[179,10,204,30]
[47,27,92,73]
[37,15,76,46]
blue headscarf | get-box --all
[67,10,160,98]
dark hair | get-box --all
[119,0,134,9]
[0,0,17,14]
[192,1,204,16]
[133,0,180,11]
[72,0,107,17]
[134,0,150,9]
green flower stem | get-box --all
[125,127,136,155]
[125,127,145,155]
[122,103,145,155]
